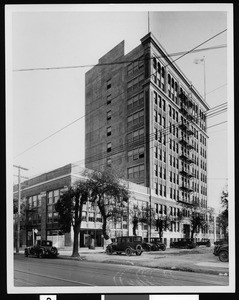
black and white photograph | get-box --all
[6,3,235,294]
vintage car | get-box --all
[106,236,143,256]
[150,238,167,251]
[213,241,229,262]
[24,240,59,258]
[141,241,158,251]
[196,238,211,247]
[170,238,196,249]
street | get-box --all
[14,254,229,286]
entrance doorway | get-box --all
[183,224,190,238]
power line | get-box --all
[14,29,227,158]
[13,44,227,72]
[23,116,227,182]
[207,120,227,129]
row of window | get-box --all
[200,147,207,159]
[169,138,179,153]
[153,109,166,127]
[28,189,64,209]
[154,147,167,163]
[201,185,207,196]
[201,172,207,183]
[127,74,144,93]
[200,133,207,146]
[152,56,207,128]
[154,164,167,180]
[127,146,144,162]
[127,92,144,110]
[127,57,144,76]
[168,105,179,121]
[153,91,166,111]
[169,154,179,168]
[127,164,145,179]
[152,58,165,93]
[169,122,179,137]
[127,110,144,127]
[169,171,179,184]
[127,127,144,144]
[154,182,167,197]
[154,128,166,145]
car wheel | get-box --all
[151,244,157,251]
[38,250,44,258]
[24,250,28,257]
[161,244,166,251]
[125,247,132,256]
[135,244,143,255]
[106,247,113,255]
[219,250,229,262]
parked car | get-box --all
[196,238,211,247]
[24,240,59,258]
[170,238,196,249]
[213,241,229,262]
[106,236,143,256]
[150,238,167,251]
[142,241,158,251]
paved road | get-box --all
[14,255,229,287]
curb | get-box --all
[57,254,228,276]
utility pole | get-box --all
[13,165,29,253]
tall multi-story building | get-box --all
[85,32,209,222]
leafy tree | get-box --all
[86,166,130,240]
[55,181,90,257]
[189,210,207,239]
[154,215,171,241]
[129,203,153,236]
[218,189,228,239]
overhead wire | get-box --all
[13,43,227,72]
[14,29,227,159]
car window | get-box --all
[122,238,126,243]
[133,237,142,242]
[117,238,121,243]
[126,238,131,243]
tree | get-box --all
[189,210,207,239]
[218,189,228,239]
[86,166,130,240]
[55,181,90,257]
[129,203,153,236]
[154,214,172,241]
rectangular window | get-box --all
[154,146,158,158]
[154,91,157,104]
[154,182,158,195]
[154,109,158,122]
[154,164,158,177]
[107,94,112,105]
[107,110,111,121]
[107,126,111,136]
[107,142,111,152]
[107,79,111,89]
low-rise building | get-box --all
[13,162,215,249]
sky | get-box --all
[6,4,233,211]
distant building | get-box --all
[13,163,214,249]
[85,32,209,238]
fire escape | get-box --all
[178,92,196,206]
